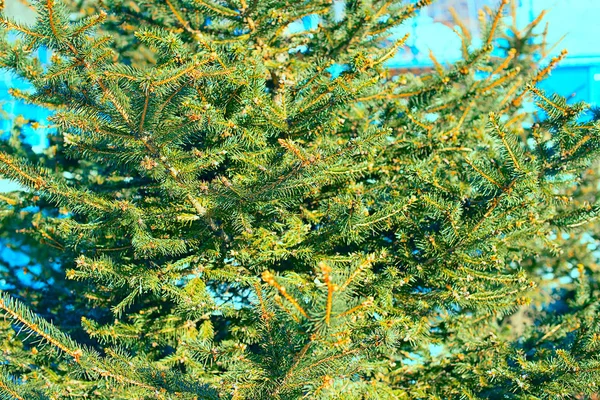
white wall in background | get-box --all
[522,0,600,60]
[4,0,37,24]
[388,0,600,66]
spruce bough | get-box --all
[0,0,600,398]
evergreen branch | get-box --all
[273,296,300,322]
[72,10,108,36]
[0,373,24,400]
[0,0,596,397]
[441,102,473,138]
[165,0,194,30]
[429,49,444,76]
[369,2,392,30]
[153,58,213,87]
[329,1,398,57]
[261,271,308,318]
[508,49,568,109]
[140,93,150,133]
[551,201,600,228]
[562,134,592,159]
[464,179,517,239]
[163,0,231,69]
[0,152,44,190]
[449,7,471,58]
[351,207,405,229]
[531,50,569,87]
[485,48,517,83]
[278,138,308,164]
[319,262,335,326]
[479,67,521,94]
[188,0,239,17]
[155,85,185,117]
[336,298,373,318]
[373,33,410,68]
[527,85,569,115]
[498,78,523,110]
[45,60,82,81]
[406,112,433,132]
[294,348,361,378]
[0,152,117,213]
[39,229,65,251]
[367,0,433,37]
[0,194,19,206]
[253,281,272,323]
[488,112,522,172]
[0,293,166,396]
[271,340,314,398]
[421,195,460,236]
[535,323,563,345]
[269,6,330,44]
[465,288,521,302]
[0,19,50,39]
[46,0,61,38]
[45,0,79,54]
[8,88,62,110]
[339,254,374,292]
[138,137,208,218]
[484,0,509,47]
[0,293,84,362]
[443,266,526,284]
[96,79,133,125]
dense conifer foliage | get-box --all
[0,0,600,398]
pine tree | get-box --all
[0,0,600,398]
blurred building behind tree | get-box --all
[388,0,600,105]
